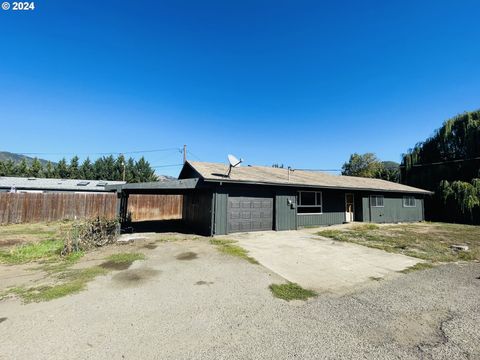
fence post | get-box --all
[116,191,129,234]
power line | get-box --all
[186,150,202,161]
[295,168,342,172]
[17,148,183,156]
[151,163,184,168]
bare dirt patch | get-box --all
[0,238,26,248]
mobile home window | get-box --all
[371,195,384,207]
[403,196,416,207]
[297,191,322,214]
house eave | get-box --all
[202,178,433,195]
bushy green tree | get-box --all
[342,153,383,178]
[401,109,480,223]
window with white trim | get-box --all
[371,195,384,207]
[297,191,322,214]
[403,196,416,207]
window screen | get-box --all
[371,195,384,207]
[403,196,416,207]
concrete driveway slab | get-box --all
[227,230,422,294]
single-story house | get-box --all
[108,161,432,236]
[0,176,125,193]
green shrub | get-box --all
[269,282,317,301]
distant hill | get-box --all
[157,175,178,181]
[0,151,53,165]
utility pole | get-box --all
[183,144,187,163]
[120,154,126,182]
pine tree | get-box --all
[44,161,55,178]
[55,158,70,178]
[115,154,126,181]
[79,158,94,179]
[134,157,157,182]
[125,157,136,183]
[15,159,29,177]
[29,158,43,178]
[0,160,15,176]
[68,156,80,179]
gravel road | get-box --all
[1,239,479,360]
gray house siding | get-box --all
[366,194,424,223]
[362,195,371,222]
[213,191,228,235]
[210,185,425,235]
[297,189,347,227]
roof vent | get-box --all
[96,181,107,186]
[77,181,90,186]
[27,177,36,180]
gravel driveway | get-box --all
[1,237,479,360]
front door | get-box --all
[345,193,354,222]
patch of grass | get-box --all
[106,252,145,264]
[0,221,78,265]
[269,282,317,301]
[351,223,379,231]
[317,229,345,239]
[100,252,146,270]
[210,239,259,264]
[0,221,66,238]
[0,239,64,264]
[317,222,480,263]
[35,250,85,274]
[400,262,434,273]
[8,266,108,303]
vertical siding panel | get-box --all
[213,192,228,235]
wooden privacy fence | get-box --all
[0,192,117,225]
[0,193,184,225]
[127,194,183,221]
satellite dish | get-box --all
[226,154,243,177]
[228,154,243,167]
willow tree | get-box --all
[401,109,480,223]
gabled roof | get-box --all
[0,177,125,192]
[183,161,432,195]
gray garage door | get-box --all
[228,196,273,233]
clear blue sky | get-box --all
[1,1,479,176]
